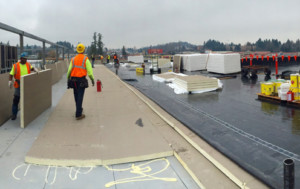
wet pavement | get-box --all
[107,63,300,188]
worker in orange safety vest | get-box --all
[113,53,118,63]
[100,55,104,64]
[8,52,36,120]
[67,43,94,120]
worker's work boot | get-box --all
[11,115,17,120]
[76,114,85,120]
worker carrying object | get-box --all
[8,52,37,120]
[67,43,95,120]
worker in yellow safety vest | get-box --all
[8,52,36,120]
[67,43,95,120]
[106,54,110,64]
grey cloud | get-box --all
[1,0,300,48]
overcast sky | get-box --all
[0,0,299,49]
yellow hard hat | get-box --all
[76,43,85,53]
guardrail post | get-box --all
[42,41,46,70]
[62,48,65,60]
[19,34,23,53]
[56,46,58,62]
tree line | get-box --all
[203,38,300,52]
[87,32,103,57]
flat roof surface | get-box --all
[0,67,199,189]
[25,66,173,166]
[113,63,300,188]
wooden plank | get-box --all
[256,93,300,109]
[257,93,281,100]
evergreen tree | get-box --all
[97,33,103,55]
[234,44,241,52]
[89,32,97,56]
[203,39,226,51]
[122,46,127,58]
[281,39,293,52]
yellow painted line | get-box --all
[105,65,249,189]
[104,158,177,188]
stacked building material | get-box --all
[183,54,208,71]
[152,72,186,82]
[175,54,208,71]
[173,75,219,92]
[173,55,182,72]
[207,53,241,74]
[128,55,144,63]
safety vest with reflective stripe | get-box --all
[70,54,88,77]
[13,62,31,88]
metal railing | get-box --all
[0,22,71,68]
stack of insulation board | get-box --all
[184,54,208,71]
[153,72,187,82]
[175,54,208,71]
[128,55,144,63]
[206,53,241,74]
[173,75,219,92]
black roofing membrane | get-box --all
[107,63,300,188]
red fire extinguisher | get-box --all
[287,90,294,101]
[97,79,102,92]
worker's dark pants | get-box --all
[107,59,109,63]
[73,82,85,118]
[92,60,95,68]
[12,96,20,116]
[12,87,20,116]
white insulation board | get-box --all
[128,56,144,63]
[206,53,241,74]
[175,54,208,71]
